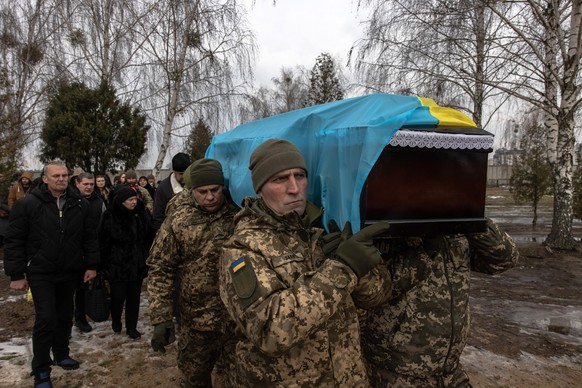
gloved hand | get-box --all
[336,221,390,278]
[321,220,352,256]
[151,321,176,353]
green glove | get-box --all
[321,220,352,256]
[336,221,390,278]
[151,321,176,353]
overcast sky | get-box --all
[243,0,368,88]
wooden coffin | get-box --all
[361,127,494,237]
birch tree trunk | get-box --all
[486,0,582,250]
[544,0,582,249]
[151,1,196,177]
[146,0,254,177]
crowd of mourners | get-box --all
[2,141,519,388]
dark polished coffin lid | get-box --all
[362,126,494,237]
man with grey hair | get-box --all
[3,160,100,388]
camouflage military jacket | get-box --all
[363,219,519,386]
[147,193,238,330]
[220,197,390,387]
[134,184,153,213]
[164,188,191,218]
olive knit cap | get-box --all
[249,138,307,192]
[189,158,224,189]
[183,163,193,189]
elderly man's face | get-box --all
[259,168,307,215]
[42,165,69,196]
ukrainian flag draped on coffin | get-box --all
[206,93,476,232]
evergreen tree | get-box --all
[40,81,149,173]
[509,118,552,229]
[185,117,213,161]
[305,53,344,106]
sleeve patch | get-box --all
[230,257,259,308]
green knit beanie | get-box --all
[249,139,308,192]
[189,158,224,189]
[183,164,193,189]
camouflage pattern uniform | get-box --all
[220,197,391,387]
[135,185,153,213]
[165,188,191,218]
[363,218,519,387]
[147,192,238,387]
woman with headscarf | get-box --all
[99,185,155,339]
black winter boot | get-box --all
[34,370,53,388]
[75,318,93,333]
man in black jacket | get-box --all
[73,172,105,333]
[152,152,191,231]
[3,160,100,388]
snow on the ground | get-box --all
[0,293,155,387]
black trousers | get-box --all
[109,279,143,331]
[74,276,87,321]
[27,274,77,373]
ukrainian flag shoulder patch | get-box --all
[231,257,246,273]
[230,256,258,307]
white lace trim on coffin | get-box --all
[388,129,494,150]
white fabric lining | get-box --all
[389,129,494,150]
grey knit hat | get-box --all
[189,158,224,189]
[125,170,137,180]
[249,139,307,192]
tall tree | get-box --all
[0,0,61,178]
[509,110,553,229]
[351,0,512,128]
[237,66,309,123]
[271,66,309,114]
[0,0,258,175]
[138,0,255,177]
[238,87,275,123]
[306,52,344,106]
[572,162,582,220]
[487,0,582,249]
[185,117,213,160]
[53,0,151,87]
[40,81,149,173]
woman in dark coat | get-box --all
[95,174,113,208]
[99,185,154,339]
